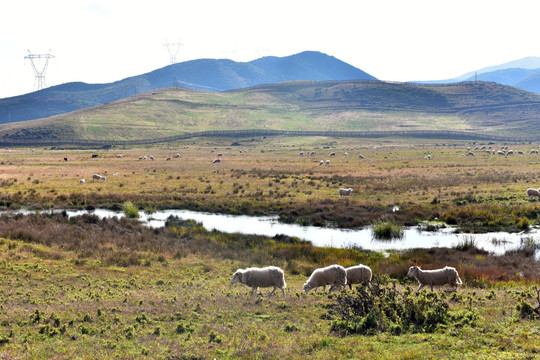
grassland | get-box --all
[2,136,540,232]
[4,80,540,142]
[0,136,540,358]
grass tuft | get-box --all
[122,201,139,219]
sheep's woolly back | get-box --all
[231,266,286,290]
[303,264,347,292]
[345,264,372,286]
[407,266,462,290]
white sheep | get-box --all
[174,153,181,158]
[325,160,330,166]
[530,149,539,155]
[331,264,372,290]
[319,160,324,166]
[526,188,540,200]
[212,158,221,163]
[231,266,286,296]
[303,264,347,292]
[424,154,431,160]
[344,264,372,289]
[339,188,353,198]
[407,265,462,291]
[79,178,85,185]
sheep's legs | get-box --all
[417,284,424,291]
[269,287,276,296]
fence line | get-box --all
[0,129,533,147]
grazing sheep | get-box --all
[212,158,221,163]
[339,188,353,198]
[217,153,223,157]
[63,157,68,161]
[91,154,99,158]
[150,156,155,161]
[325,160,330,166]
[526,188,540,200]
[298,151,304,156]
[530,149,539,155]
[358,153,365,159]
[497,150,505,156]
[112,172,119,176]
[467,151,475,157]
[231,266,286,296]
[424,154,431,160]
[79,178,85,185]
[117,154,123,158]
[303,264,347,292]
[337,264,372,290]
[344,152,348,157]
[166,156,172,161]
[517,150,524,155]
[174,153,180,158]
[319,160,324,166]
[330,152,336,157]
[92,174,106,182]
[407,265,462,291]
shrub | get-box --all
[122,201,139,219]
[330,278,456,335]
[371,220,403,240]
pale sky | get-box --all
[1,0,540,99]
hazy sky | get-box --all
[1,0,540,98]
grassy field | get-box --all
[2,136,540,232]
[0,136,540,358]
[4,80,540,142]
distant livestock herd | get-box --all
[231,263,463,296]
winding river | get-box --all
[6,208,539,258]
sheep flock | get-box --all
[231,262,462,296]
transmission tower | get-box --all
[163,41,181,64]
[24,50,55,91]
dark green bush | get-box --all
[330,277,465,335]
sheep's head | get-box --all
[302,282,314,293]
[407,266,419,278]
[231,270,243,284]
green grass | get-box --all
[122,201,139,218]
[4,81,540,142]
[0,215,539,359]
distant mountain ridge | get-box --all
[422,56,540,93]
[0,51,376,124]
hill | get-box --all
[424,57,540,94]
[3,80,540,144]
[0,51,376,124]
